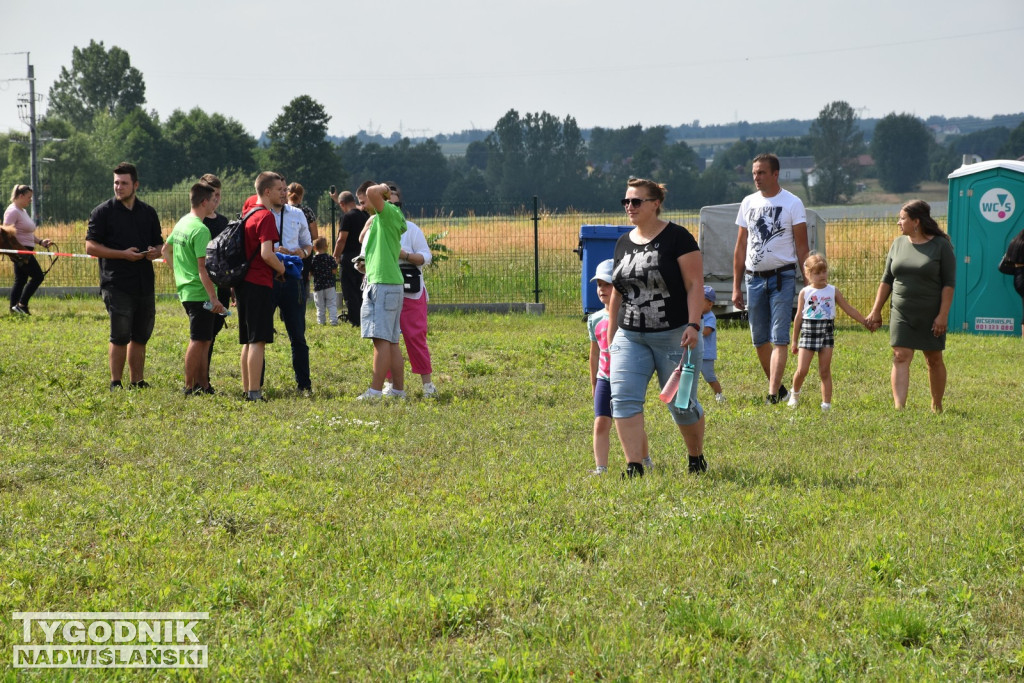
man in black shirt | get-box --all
[85,162,164,391]
[331,183,371,327]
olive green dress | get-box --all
[882,236,956,350]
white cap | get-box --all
[591,258,615,284]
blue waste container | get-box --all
[947,160,1024,335]
[577,225,632,314]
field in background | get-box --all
[2,210,926,318]
[1,301,1023,678]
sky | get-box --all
[1,0,1022,140]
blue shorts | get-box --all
[360,283,404,344]
[609,326,703,426]
[593,377,611,418]
[700,359,718,384]
[746,269,795,346]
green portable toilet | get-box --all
[948,159,1024,335]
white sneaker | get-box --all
[387,388,407,400]
[821,402,831,412]
[590,466,607,476]
[787,391,800,408]
[642,456,654,471]
[422,382,437,397]
[715,393,725,404]
[357,389,382,401]
[382,381,394,396]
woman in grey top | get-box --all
[867,200,955,413]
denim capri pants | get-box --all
[609,326,704,426]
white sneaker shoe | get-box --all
[422,382,437,397]
[388,389,407,400]
[642,456,654,471]
[715,393,725,404]
[821,402,831,412]
[357,388,382,401]
[382,381,394,396]
[787,391,800,407]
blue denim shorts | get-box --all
[360,283,403,343]
[746,269,795,346]
[609,326,704,426]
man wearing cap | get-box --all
[731,152,808,404]
[700,285,725,403]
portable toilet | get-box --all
[947,160,1024,335]
[577,225,633,314]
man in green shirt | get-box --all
[162,182,227,394]
[357,182,407,400]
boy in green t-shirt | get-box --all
[356,182,407,400]
[162,182,227,395]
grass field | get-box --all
[1,300,1023,679]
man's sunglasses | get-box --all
[620,198,657,208]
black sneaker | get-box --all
[183,386,200,396]
[778,385,789,401]
[688,454,708,474]
[621,462,645,479]
[109,380,123,392]
[129,380,151,389]
[10,304,28,316]
[766,393,780,405]
[200,385,216,395]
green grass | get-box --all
[1,299,1023,679]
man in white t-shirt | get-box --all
[731,153,809,404]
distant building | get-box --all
[778,156,815,182]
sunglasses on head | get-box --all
[621,198,656,208]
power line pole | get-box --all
[13,52,42,222]
[28,59,40,221]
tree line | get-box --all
[2,40,1023,222]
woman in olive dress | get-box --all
[866,200,955,413]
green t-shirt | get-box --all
[365,202,407,285]
[168,214,213,302]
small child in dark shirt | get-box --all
[309,237,338,326]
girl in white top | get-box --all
[789,253,871,410]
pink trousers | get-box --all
[399,292,432,375]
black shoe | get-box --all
[778,385,789,401]
[766,393,780,405]
[200,385,216,395]
[10,304,28,316]
[129,380,151,389]
[688,454,708,474]
[183,386,200,396]
[622,462,645,479]
[244,395,267,402]
[109,380,123,392]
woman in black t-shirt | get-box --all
[606,178,708,477]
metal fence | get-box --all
[3,189,919,320]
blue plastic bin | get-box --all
[578,224,632,314]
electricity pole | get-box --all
[15,55,41,221]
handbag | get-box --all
[998,253,1016,275]
[400,264,421,294]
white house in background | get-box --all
[778,156,815,182]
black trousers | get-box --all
[10,254,44,309]
[338,253,364,327]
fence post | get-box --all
[330,194,336,251]
[533,195,541,304]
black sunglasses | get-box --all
[621,198,657,208]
